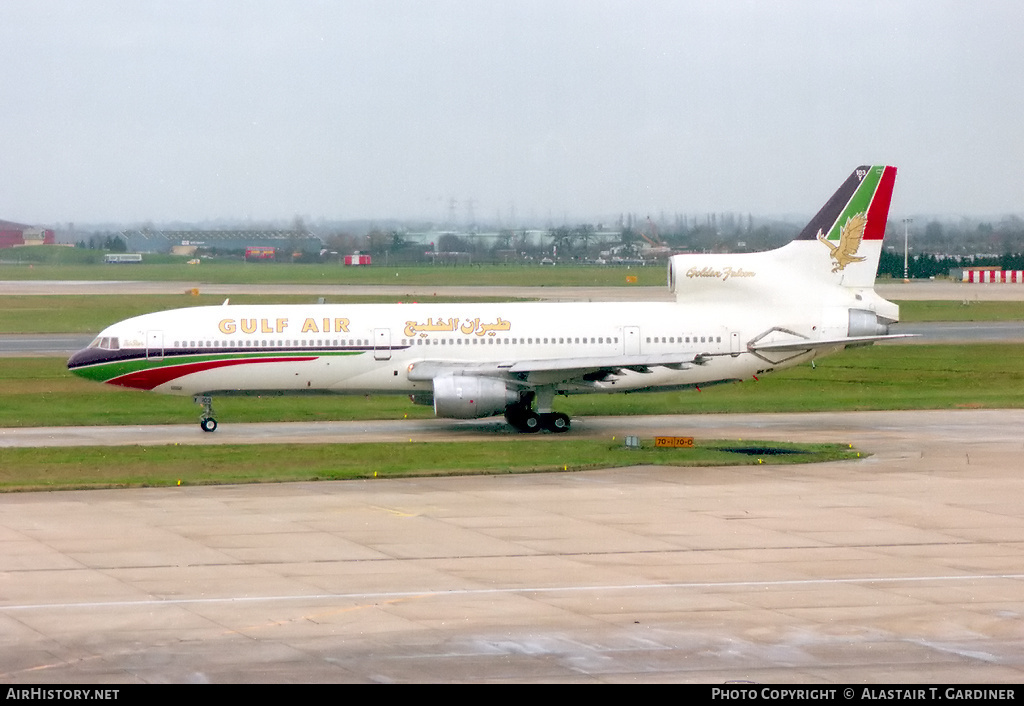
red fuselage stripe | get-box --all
[108,356,317,390]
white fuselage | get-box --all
[90,297,832,398]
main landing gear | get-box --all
[196,395,218,433]
[503,392,570,433]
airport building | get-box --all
[0,219,55,249]
[120,228,322,255]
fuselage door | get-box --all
[374,328,391,361]
[730,331,741,357]
[623,326,641,355]
[147,330,164,360]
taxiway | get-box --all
[2,410,1023,683]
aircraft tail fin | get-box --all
[794,164,897,288]
[667,165,897,302]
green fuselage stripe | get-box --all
[72,350,364,384]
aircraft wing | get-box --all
[407,351,703,385]
[506,351,702,373]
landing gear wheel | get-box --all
[200,417,218,433]
[505,404,541,433]
[519,411,541,433]
[542,412,571,433]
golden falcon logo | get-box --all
[817,212,867,273]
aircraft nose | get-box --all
[67,345,109,379]
[67,347,90,375]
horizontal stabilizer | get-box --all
[749,334,918,352]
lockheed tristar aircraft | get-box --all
[69,165,903,433]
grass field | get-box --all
[0,439,862,492]
[896,300,1024,322]
[0,260,666,287]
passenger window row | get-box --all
[169,335,719,349]
[401,336,619,346]
[173,339,367,348]
[646,335,722,344]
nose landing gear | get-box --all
[195,395,218,433]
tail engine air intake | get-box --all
[848,308,892,338]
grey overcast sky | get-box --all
[1,0,1021,225]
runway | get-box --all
[2,410,1024,683]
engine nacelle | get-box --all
[848,308,891,337]
[432,376,518,419]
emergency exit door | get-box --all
[623,326,641,355]
[146,330,164,360]
[374,328,391,361]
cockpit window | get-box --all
[88,337,120,350]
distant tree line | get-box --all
[902,216,1024,256]
[878,250,1024,279]
[75,234,127,252]
[61,213,1024,275]
[315,216,806,265]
